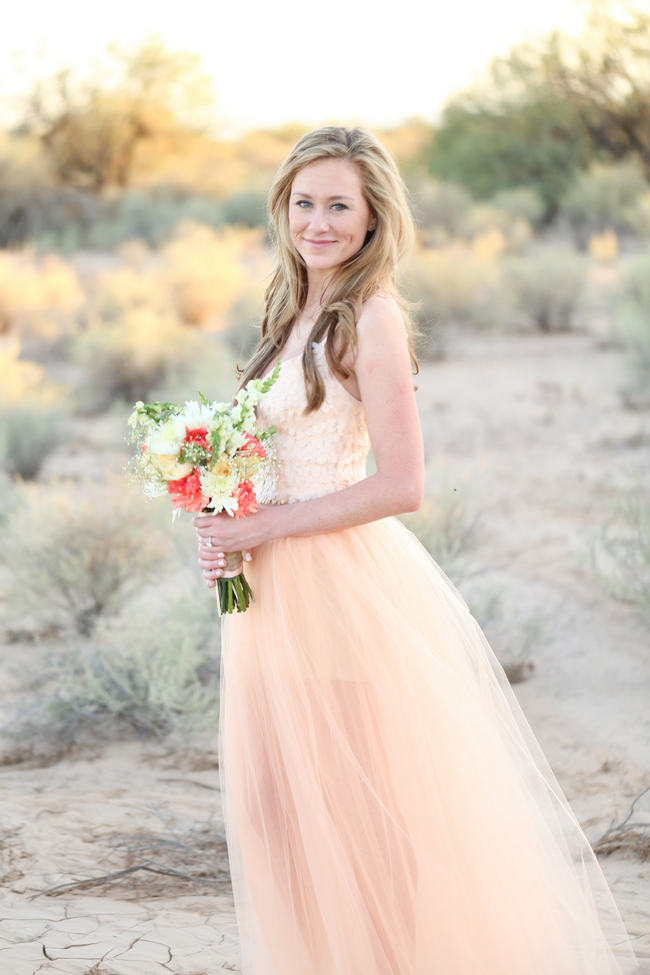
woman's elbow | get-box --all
[402,483,424,513]
[385,475,423,514]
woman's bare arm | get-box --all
[194,295,425,573]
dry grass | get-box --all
[585,474,650,623]
[0,474,172,637]
[34,811,232,901]
[593,786,650,861]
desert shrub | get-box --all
[612,250,650,405]
[0,248,83,350]
[0,469,19,526]
[629,192,650,239]
[409,179,473,244]
[222,280,267,362]
[403,241,508,348]
[72,308,204,414]
[585,476,650,622]
[399,466,480,583]
[160,221,267,328]
[588,230,619,264]
[503,243,587,331]
[559,159,650,244]
[86,190,227,250]
[87,260,167,321]
[489,187,545,229]
[26,189,228,252]
[0,402,67,480]
[463,205,533,253]
[0,474,172,637]
[0,186,99,249]
[0,337,48,402]
[221,188,268,229]
[149,334,238,405]
[49,589,220,736]
[0,338,70,478]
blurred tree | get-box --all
[426,0,650,216]
[17,37,216,193]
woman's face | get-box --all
[288,158,376,283]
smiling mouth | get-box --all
[305,239,336,245]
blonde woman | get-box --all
[193,127,639,974]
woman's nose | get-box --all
[307,207,330,231]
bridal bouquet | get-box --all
[125,362,280,615]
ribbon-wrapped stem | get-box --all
[216,551,254,614]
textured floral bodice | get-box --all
[254,337,370,505]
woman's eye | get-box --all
[296,200,311,208]
[331,203,347,211]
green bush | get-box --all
[409,179,473,243]
[0,402,67,479]
[221,188,268,229]
[399,466,479,583]
[0,474,172,637]
[489,187,545,229]
[586,476,650,622]
[35,189,228,252]
[72,309,204,414]
[403,242,507,345]
[559,159,650,244]
[0,186,99,249]
[503,243,587,331]
[149,334,238,405]
[612,250,650,404]
[50,589,220,736]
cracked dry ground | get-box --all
[1,740,242,974]
[1,735,648,974]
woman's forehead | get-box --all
[291,157,364,193]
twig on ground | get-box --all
[593,785,650,860]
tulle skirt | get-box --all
[218,515,640,974]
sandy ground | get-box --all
[1,327,649,973]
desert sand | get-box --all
[1,327,649,973]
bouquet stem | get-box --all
[216,551,254,615]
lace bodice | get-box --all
[253,337,370,505]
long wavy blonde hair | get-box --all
[234,125,419,412]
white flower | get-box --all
[200,468,238,512]
[181,401,215,427]
[148,418,185,454]
[224,428,247,453]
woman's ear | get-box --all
[368,214,377,232]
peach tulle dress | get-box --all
[218,336,640,974]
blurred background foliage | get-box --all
[0,0,649,746]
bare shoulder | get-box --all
[357,291,408,348]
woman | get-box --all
[193,127,640,974]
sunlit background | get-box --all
[0,1,649,967]
[1,0,587,132]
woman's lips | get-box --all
[304,239,336,246]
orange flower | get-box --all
[241,433,266,459]
[234,479,258,519]
[167,469,209,511]
[184,426,210,448]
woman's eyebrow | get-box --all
[290,192,355,200]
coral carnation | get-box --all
[241,433,266,458]
[184,426,210,449]
[167,469,209,511]
[234,479,258,519]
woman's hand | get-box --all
[192,506,277,589]
[196,538,252,588]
